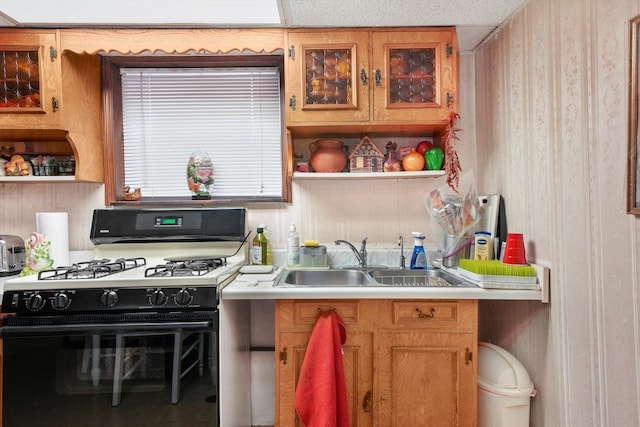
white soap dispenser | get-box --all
[287,223,300,267]
[410,232,428,270]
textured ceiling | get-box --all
[0,0,526,52]
[281,0,526,51]
[282,0,523,27]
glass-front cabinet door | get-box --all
[372,29,457,123]
[285,30,370,124]
[0,31,61,128]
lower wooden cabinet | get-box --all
[275,299,478,427]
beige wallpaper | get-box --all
[475,0,640,425]
[0,182,104,249]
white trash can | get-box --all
[478,342,536,427]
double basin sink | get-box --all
[274,267,472,288]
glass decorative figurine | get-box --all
[187,151,214,200]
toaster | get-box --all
[0,234,25,276]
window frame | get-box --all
[101,55,291,206]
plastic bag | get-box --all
[422,170,480,261]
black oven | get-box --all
[1,301,220,427]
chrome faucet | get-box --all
[335,237,368,268]
[398,235,406,269]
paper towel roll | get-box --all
[36,212,70,267]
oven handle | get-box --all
[1,320,213,338]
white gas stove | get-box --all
[2,208,248,315]
[0,208,247,425]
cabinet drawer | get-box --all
[276,299,374,331]
[380,300,476,330]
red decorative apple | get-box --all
[415,140,434,155]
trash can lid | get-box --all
[477,342,534,397]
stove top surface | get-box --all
[4,242,246,292]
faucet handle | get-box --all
[360,237,368,254]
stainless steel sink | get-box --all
[273,269,374,287]
[273,267,472,288]
[366,268,469,287]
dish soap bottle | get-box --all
[251,227,268,265]
[287,223,300,267]
[410,232,428,270]
[258,224,273,265]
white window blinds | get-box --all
[120,67,283,199]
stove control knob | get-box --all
[175,289,193,306]
[26,293,45,312]
[101,290,119,308]
[52,293,70,310]
[150,289,168,307]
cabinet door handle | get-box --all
[360,68,368,85]
[465,347,473,365]
[279,347,288,365]
[416,307,436,318]
[362,389,373,413]
[289,95,297,110]
[375,69,381,86]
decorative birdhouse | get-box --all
[349,136,385,173]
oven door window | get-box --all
[3,331,218,427]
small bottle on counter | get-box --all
[287,223,300,267]
[258,223,273,265]
[410,231,428,270]
[251,227,269,265]
[474,231,493,260]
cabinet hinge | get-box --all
[446,43,453,58]
[465,347,473,365]
[288,45,295,60]
[49,46,57,61]
[289,95,297,110]
[51,97,60,112]
[446,92,454,109]
[279,347,288,365]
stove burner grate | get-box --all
[37,257,147,280]
[145,257,227,278]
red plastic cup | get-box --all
[502,233,527,265]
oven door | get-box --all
[1,312,219,427]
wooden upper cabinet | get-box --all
[371,28,457,123]
[0,30,61,128]
[0,30,104,183]
[285,30,371,124]
[285,27,458,132]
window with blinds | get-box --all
[119,65,283,200]
[101,55,287,205]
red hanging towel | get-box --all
[295,310,349,427]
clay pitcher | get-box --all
[309,140,348,172]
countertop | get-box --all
[221,264,550,302]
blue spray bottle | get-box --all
[410,232,428,269]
